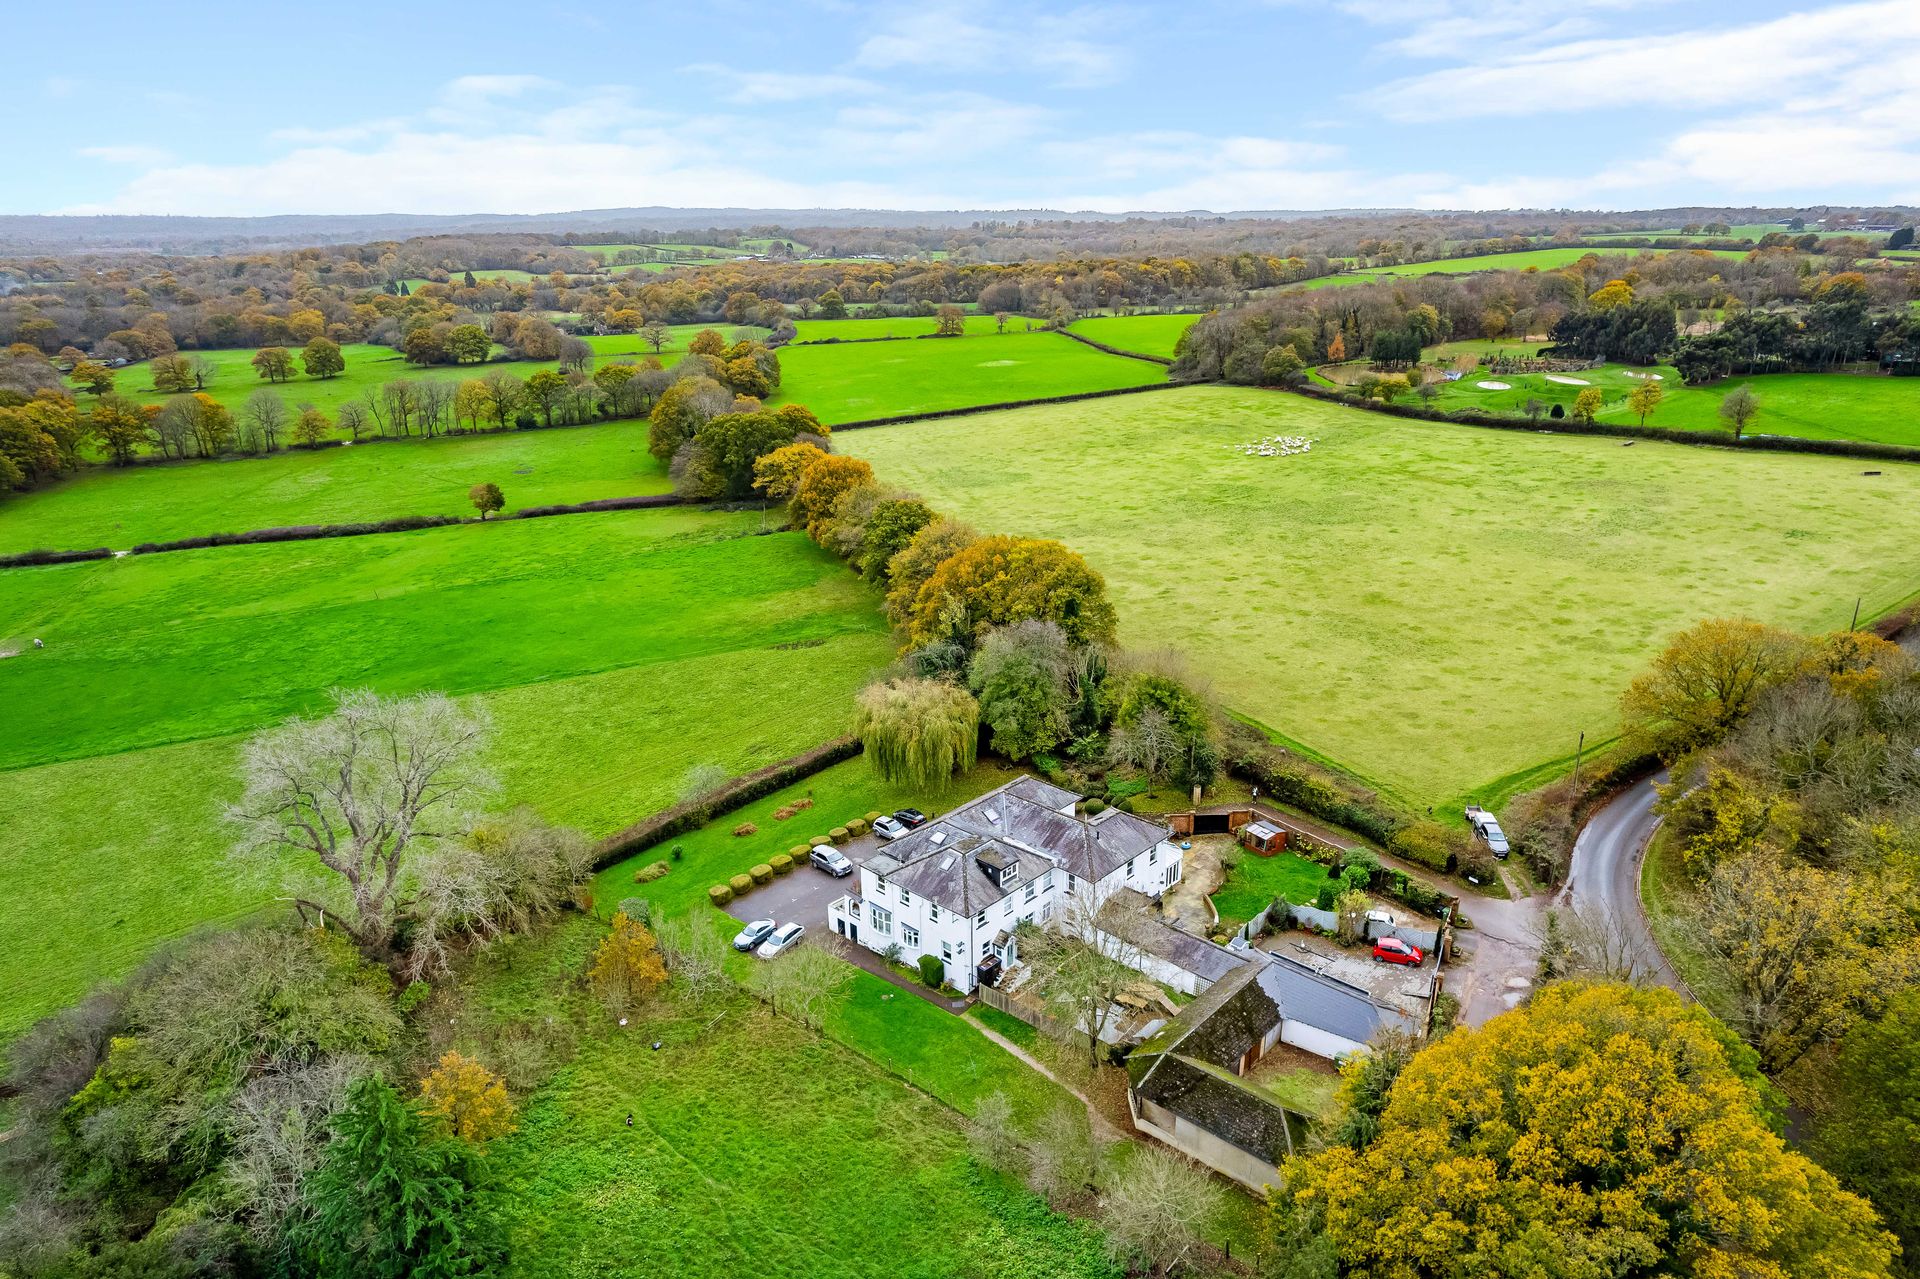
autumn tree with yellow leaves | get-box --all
[589,910,669,1014]
[1270,982,1897,1278]
[418,1050,517,1143]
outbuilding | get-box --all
[1239,819,1288,856]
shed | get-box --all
[1240,819,1288,856]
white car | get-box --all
[732,919,777,952]
[871,815,909,841]
[755,922,806,959]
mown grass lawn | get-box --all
[1210,850,1333,933]
[0,419,667,552]
[844,385,1920,805]
[1069,313,1200,360]
[0,509,894,1039]
[768,330,1168,424]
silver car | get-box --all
[731,919,777,952]
[755,922,806,959]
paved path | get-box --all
[1559,773,1685,993]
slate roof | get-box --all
[861,776,1174,913]
[1255,953,1413,1044]
[1132,1053,1300,1164]
[1100,889,1248,986]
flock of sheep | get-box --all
[1228,434,1317,458]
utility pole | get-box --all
[1572,731,1585,791]
[1851,596,1862,631]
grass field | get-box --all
[1401,349,1920,448]
[78,324,756,420]
[494,980,1119,1279]
[1366,246,1750,276]
[843,385,1920,805]
[0,508,894,1037]
[791,315,1043,342]
[0,420,667,552]
[1069,314,1200,360]
[767,330,1167,424]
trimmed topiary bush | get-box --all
[770,854,794,875]
[810,834,832,848]
[829,827,850,845]
[709,884,734,906]
[730,874,753,895]
[846,818,869,838]
[750,863,775,885]
[918,954,944,988]
[789,844,810,860]
[1081,798,1107,815]
[864,811,883,825]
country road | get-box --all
[1558,772,1685,993]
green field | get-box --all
[1402,350,1920,448]
[1368,246,1750,277]
[0,508,893,1036]
[1068,314,1200,360]
[0,420,667,552]
[78,325,752,420]
[843,385,1920,805]
[791,315,1042,342]
[767,330,1167,424]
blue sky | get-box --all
[10,0,1919,216]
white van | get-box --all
[1464,805,1510,859]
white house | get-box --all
[827,776,1183,993]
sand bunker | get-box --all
[1623,371,1664,380]
[1544,374,1590,385]
[1476,380,1512,390]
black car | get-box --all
[893,808,929,830]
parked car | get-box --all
[1464,804,1510,859]
[732,919,777,952]
[810,846,853,876]
[756,922,806,959]
[1372,937,1424,966]
[871,814,909,841]
[893,808,929,830]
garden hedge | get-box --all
[591,736,861,867]
[864,811,883,825]
[0,546,114,570]
[788,844,810,860]
[729,874,753,895]
[769,854,793,875]
[829,827,850,845]
[846,818,869,837]
[750,863,775,885]
[709,884,734,907]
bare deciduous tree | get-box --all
[1028,1101,1095,1205]
[748,938,851,1031]
[1018,896,1140,1068]
[228,688,493,957]
[1107,705,1179,793]
[655,914,731,1005]
[965,1090,1026,1175]
[1098,1145,1216,1275]
[404,807,592,979]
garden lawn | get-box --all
[0,420,667,553]
[843,385,1920,805]
[768,330,1167,424]
[1069,314,1200,360]
[791,314,1041,341]
[1209,850,1332,933]
[492,975,1116,1279]
[0,508,894,1038]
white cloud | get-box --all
[1370,0,1920,121]
[683,63,883,104]
[853,2,1133,88]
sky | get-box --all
[10,0,1920,217]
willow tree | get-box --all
[853,677,979,788]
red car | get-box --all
[1373,938,1424,966]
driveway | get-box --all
[722,856,855,934]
